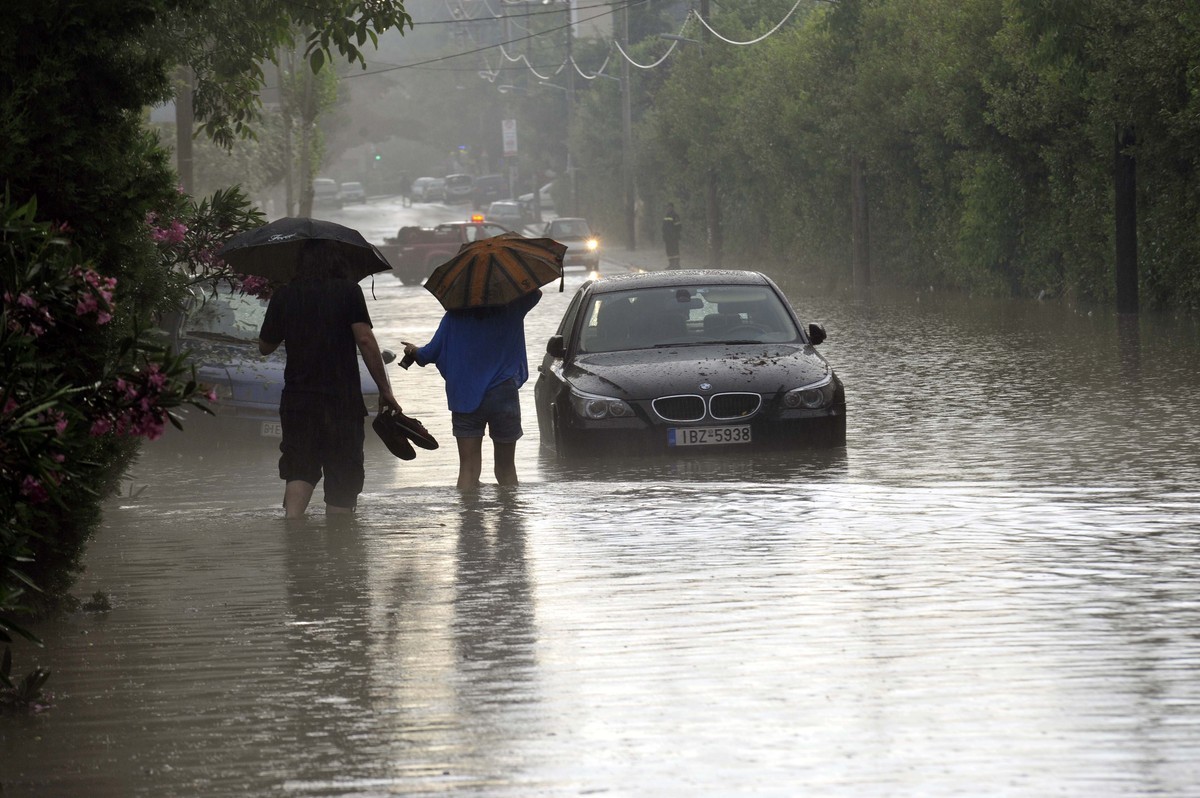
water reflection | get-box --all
[280,517,373,774]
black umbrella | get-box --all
[218,217,391,285]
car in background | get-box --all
[339,181,366,203]
[471,174,507,209]
[519,181,555,211]
[485,200,531,231]
[533,270,846,457]
[443,173,474,204]
[160,285,392,440]
[542,217,600,270]
[313,178,342,209]
[411,177,445,202]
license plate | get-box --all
[668,425,751,447]
[261,421,283,438]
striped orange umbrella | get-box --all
[424,232,566,310]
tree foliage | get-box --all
[571,0,1200,308]
[1,0,410,697]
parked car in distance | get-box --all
[542,217,600,269]
[519,181,555,211]
[485,200,531,231]
[534,269,846,457]
[339,181,366,203]
[160,285,392,441]
[313,178,342,209]
[411,177,445,202]
[443,173,474,204]
[472,174,507,209]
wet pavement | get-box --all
[3,199,1200,796]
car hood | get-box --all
[563,344,830,400]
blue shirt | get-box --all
[415,291,541,413]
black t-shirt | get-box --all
[259,278,372,415]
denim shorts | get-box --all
[452,379,523,442]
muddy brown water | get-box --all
[4,224,1200,795]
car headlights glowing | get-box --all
[570,390,633,420]
[782,376,835,410]
[585,237,599,252]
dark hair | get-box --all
[296,239,348,281]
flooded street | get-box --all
[4,200,1200,796]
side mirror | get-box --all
[807,323,827,346]
[546,335,565,359]
[381,349,397,364]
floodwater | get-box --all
[4,208,1200,796]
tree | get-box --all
[1,0,412,700]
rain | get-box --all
[4,2,1200,796]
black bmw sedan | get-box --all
[533,270,846,457]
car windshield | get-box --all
[549,220,591,239]
[577,284,801,353]
[445,175,472,188]
[183,289,268,344]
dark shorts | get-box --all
[278,399,365,508]
[452,379,523,442]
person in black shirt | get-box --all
[258,240,399,519]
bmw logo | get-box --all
[699,382,712,392]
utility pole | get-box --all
[174,67,194,194]
[699,0,722,267]
[621,1,635,250]
[276,57,294,217]
[566,2,577,216]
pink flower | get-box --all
[90,417,113,436]
[143,419,165,441]
[77,295,99,316]
[204,387,219,403]
[20,475,48,504]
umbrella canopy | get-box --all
[218,217,391,285]
[424,232,566,310]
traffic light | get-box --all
[374,153,382,161]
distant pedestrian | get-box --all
[258,240,400,519]
[662,202,682,270]
[399,172,411,207]
[401,290,541,492]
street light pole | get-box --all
[566,4,577,216]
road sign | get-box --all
[502,119,518,157]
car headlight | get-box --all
[585,237,599,252]
[782,376,835,409]
[569,390,634,420]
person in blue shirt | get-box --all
[401,289,540,491]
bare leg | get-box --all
[283,480,315,519]
[493,441,518,486]
[456,436,484,491]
